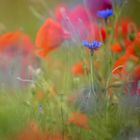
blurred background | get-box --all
[0,0,140,40]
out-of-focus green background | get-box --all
[0,0,140,39]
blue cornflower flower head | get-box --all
[83,41,102,50]
[97,9,113,20]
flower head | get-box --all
[101,27,107,42]
[0,31,36,89]
[68,112,89,129]
[111,42,123,53]
[97,9,113,20]
[83,40,102,50]
[35,18,69,57]
[85,0,112,18]
[55,5,95,40]
[72,62,87,76]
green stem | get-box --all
[60,94,65,140]
[89,50,96,97]
[105,7,123,97]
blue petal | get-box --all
[83,41,102,50]
[97,9,113,19]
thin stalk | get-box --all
[60,94,65,140]
[80,45,89,84]
[105,7,123,97]
[60,106,64,140]
[89,50,96,97]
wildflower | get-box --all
[133,65,140,80]
[83,40,102,50]
[113,32,140,76]
[72,62,86,76]
[116,19,137,40]
[97,9,113,20]
[55,5,94,40]
[17,121,43,140]
[85,0,112,18]
[126,45,135,59]
[0,31,23,50]
[121,20,130,38]
[111,42,123,53]
[68,112,89,129]
[35,18,69,57]
[0,31,35,58]
[0,31,36,89]
[101,27,107,42]
[133,32,140,57]
[125,32,140,58]
[113,54,129,75]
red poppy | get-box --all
[17,121,43,140]
[121,20,130,38]
[134,33,140,45]
[116,19,137,40]
[129,55,139,63]
[125,39,133,48]
[133,32,140,56]
[36,18,69,57]
[125,32,140,58]
[68,112,89,129]
[72,62,87,76]
[0,31,36,88]
[133,65,140,80]
[113,54,129,75]
[17,122,70,140]
[126,44,135,57]
[0,31,34,55]
[0,31,23,50]
[101,27,107,42]
[111,42,123,53]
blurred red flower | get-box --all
[68,112,89,129]
[16,122,70,140]
[116,19,137,41]
[133,32,140,57]
[113,54,129,75]
[17,121,43,140]
[0,31,34,55]
[0,31,36,88]
[72,62,87,76]
[111,42,123,53]
[101,27,107,42]
[133,65,140,80]
[36,18,69,57]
